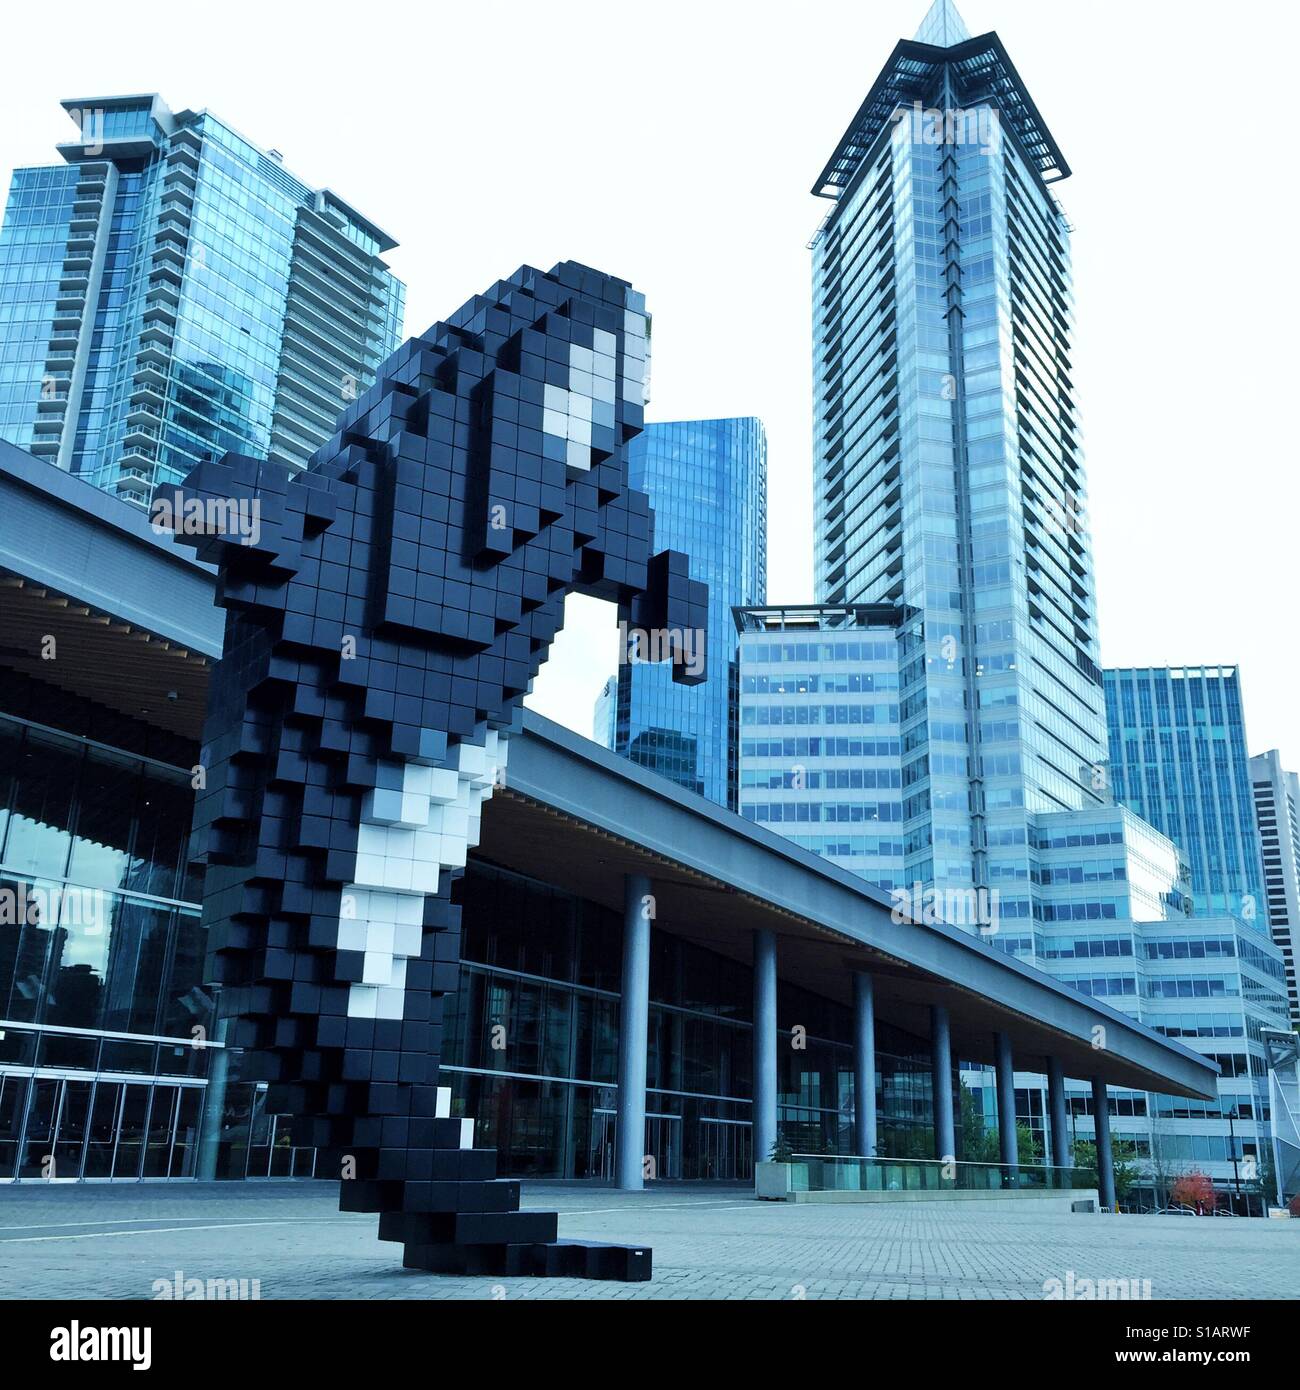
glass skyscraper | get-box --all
[602,417,767,807]
[1250,749,1300,1025]
[1100,665,1290,1205]
[790,0,1289,1205]
[811,0,1105,915]
[0,94,404,504]
[1105,667,1264,921]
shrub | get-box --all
[1287,1193,1300,1218]
[768,1130,796,1164]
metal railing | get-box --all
[787,1154,1098,1193]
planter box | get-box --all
[755,1161,804,1200]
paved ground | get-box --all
[0,1182,1295,1300]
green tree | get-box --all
[1016,1122,1043,1164]
[959,1082,999,1162]
[1073,1137,1141,1203]
[957,1082,1041,1165]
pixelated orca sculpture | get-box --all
[156,262,706,1281]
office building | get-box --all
[736,604,909,891]
[1102,666,1290,1207]
[602,418,767,806]
[811,0,1107,915]
[1105,666,1265,921]
[1249,750,1300,1025]
[0,94,404,505]
[791,1,1291,1205]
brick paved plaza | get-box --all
[1,1183,1296,1300]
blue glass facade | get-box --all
[737,605,909,889]
[811,2,1106,922]
[1250,750,1300,1024]
[608,418,767,806]
[1105,666,1266,921]
[0,165,79,452]
[441,861,939,1178]
[0,95,404,505]
[795,1,1288,1204]
[1096,665,1289,1204]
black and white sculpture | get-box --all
[157,262,706,1280]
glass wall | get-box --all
[446,861,935,1177]
[609,418,768,808]
[0,709,218,1181]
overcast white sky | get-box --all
[3,0,1297,765]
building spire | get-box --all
[912,0,972,47]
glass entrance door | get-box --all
[0,1074,206,1181]
[11,1076,92,1180]
[84,1080,122,1178]
[700,1117,753,1181]
[52,1079,92,1179]
[242,1088,317,1178]
[112,1084,149,1178]
[0,1074,27,1179]
[18,1078,59,1178]
[589,1108,616,1180]
[143,1085,179,1177]
[645,1113,682,1181]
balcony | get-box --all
[123,417,160,449]
[114,467,154,499]
[136,342,170,369]
[146,282,180,309]
[36,373,71,410]
[129,380,166,408]
[142,299,177,328]
[154,223,188,251]
[163,166,198,195]
[166,143,200,174]
[119,445,158,471]
[133,363,167,393]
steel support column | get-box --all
[1092,1074,1116,1210]
[753,928,778,1165]
[615,873,652,1189]
[853,971,877,1157]
[931,1004,955,1161]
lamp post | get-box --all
[1224,1103,1242,1215]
